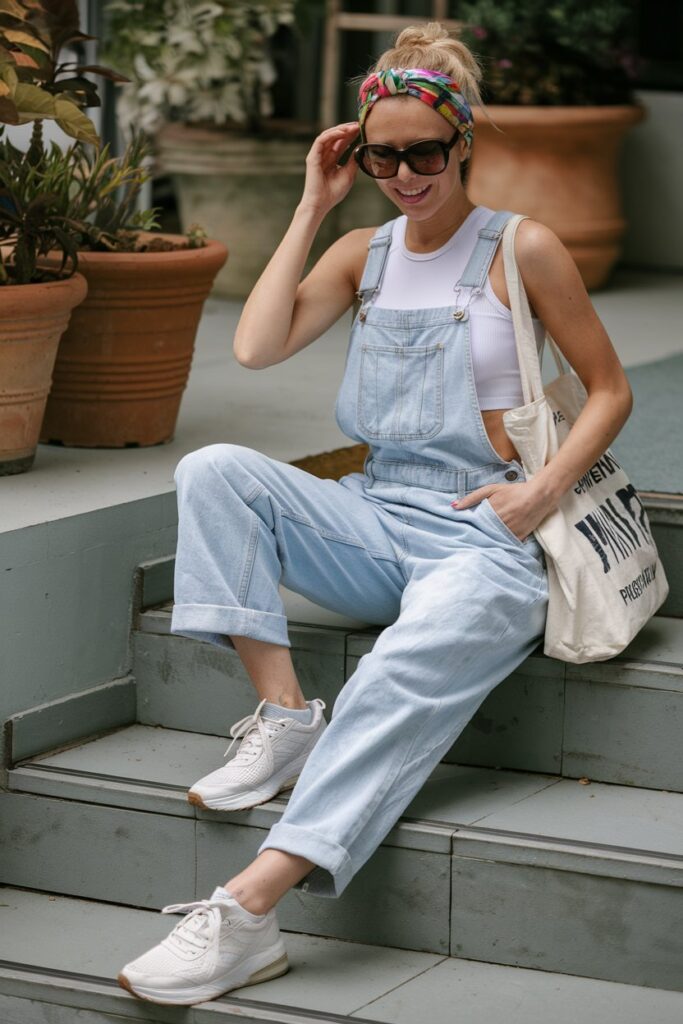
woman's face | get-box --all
[361,95,468,219]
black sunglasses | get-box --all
[353,130,461,179]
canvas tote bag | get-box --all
[501,213,669,663]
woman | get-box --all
[118,22,632,1006]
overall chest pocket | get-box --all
[358,343,444,440]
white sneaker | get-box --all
[118,887,288,1005]
[188,697,327,811]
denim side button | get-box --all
[505,469,519,480]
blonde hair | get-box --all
[370,22,485,109]
[350,21,498,183]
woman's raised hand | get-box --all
[300,122,361,216]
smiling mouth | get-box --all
[395,185,430,197]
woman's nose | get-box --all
[395,158,416,182]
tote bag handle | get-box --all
[502,214,569,405]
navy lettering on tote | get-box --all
[573,451,621,496]
[620,562,658,605]
[574,483,653,576]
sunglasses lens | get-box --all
[357,141,448,178]
[359,146,397,178]
[408,141,447,174]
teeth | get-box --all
[398,186,428,196]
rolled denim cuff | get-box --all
[170,603,290,650]
[257,822,354,899]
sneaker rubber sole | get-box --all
[118,948,289,1006]
[187,757,309,811]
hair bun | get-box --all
[394,22,452,50]
[373,20,483,99]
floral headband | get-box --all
[357,67,474,150]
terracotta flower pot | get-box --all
[39,236,227,447]
[0,273,88,476]
[468,105,646,289]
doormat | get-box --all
[289,443,368,480]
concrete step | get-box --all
[132,598,683,793]
[2,888,682,1024]
[3,726,682,991]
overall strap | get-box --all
[456,209,516,293]
[356,218,398,302]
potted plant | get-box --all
[0,0,104,475]
[1,0,228,449]
[457,1,646,288]
[102,0,328,299]
[37,136,228,448]
[0,133,88,475]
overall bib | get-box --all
[172,209,549,898]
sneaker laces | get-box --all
[224,698,285,762]
[160,899,227,955]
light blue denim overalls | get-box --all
[172,208,549,898]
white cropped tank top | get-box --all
[373,206,545,410]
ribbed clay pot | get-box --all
[468,105,645,289]
[39,236,227,447]
[0,273,87,475]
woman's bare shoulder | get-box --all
[342,226,379,293]
[513,218,569,269]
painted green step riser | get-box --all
[1,792,681,993]
[450,854,683,989]
[0,996,136,1024]
[0,790,447,958]
[133,631,683,792]
[0,986,330,1024]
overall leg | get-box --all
[171,443,407,649]
[172,442,408,813]
[258,543,548,897]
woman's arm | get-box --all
[454,220,633,539]
[516,219,633,504]
[233,121,361,369]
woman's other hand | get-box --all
[300,122,360,216]
[451,481,557,543]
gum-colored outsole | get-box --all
[117,952,290,1005]
[186,778,299,812]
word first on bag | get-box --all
[501,214,669,663]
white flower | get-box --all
[109,0,298,131]
[167,27,204,54]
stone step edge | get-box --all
[8,762,683,888]
[0,960,376,1024]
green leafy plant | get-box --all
[0,127,208,282]
[0,0,129,155]
[0,2,208,285]
[102,0,323,135]
[65,133,161,252]
[458,0,642,105]
[0,130,80,283]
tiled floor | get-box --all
[2,267,682,533]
